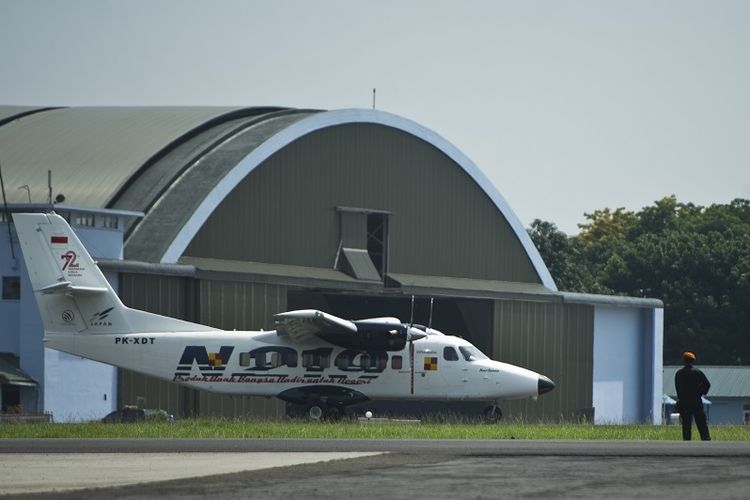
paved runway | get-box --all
[2,439,750,499]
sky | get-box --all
[1,0,748,234]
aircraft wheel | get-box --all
[307,404,324,420]
[483,405,503,423]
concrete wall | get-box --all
[43,349,117,421]
[592,306,663,424]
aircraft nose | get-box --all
[538,375,556,395]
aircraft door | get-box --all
[438,345,468,390]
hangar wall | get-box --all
[117,270,597,421]
[493,300,594,421]
[117,273,287,418]
[184,124,540,284]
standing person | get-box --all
[675,351,711,441]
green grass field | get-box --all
[2,419,750,440]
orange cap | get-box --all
[682,351,696,363]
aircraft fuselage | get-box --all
[45,329,543,402]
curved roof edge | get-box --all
[159,108,558,291]
[0,106,61,127]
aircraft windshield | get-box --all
[459,346,488,362]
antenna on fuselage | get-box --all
[427,297,434,329]
[408,294,415,396]
[409,294,415,327]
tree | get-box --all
[530,197,750,365]
[527,219,602,293]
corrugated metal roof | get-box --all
[123,109,316,261]
[0,107,243,207]
[663,365,750,397]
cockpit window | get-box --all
[443,347,459,361]
[459,346,489,362]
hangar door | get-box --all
[287,290,494,417]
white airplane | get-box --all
[13,212,555,420]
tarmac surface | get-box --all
[2,439,750,499]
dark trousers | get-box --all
[680,406,711,441]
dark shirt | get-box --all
[675,365,711,412]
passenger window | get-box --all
[302,348,332,371]
[239,352,250,367]
[360,353,370,369]
[391,356,403,370]
[443,347,459,361]
[336,353,353,370]
[376,355,387,370]
[268,352,280,368]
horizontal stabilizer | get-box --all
[37,281,108,294]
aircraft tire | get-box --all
[307,404,324,420]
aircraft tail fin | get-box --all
[13,212,214,335]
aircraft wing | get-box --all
[274,309,357,343]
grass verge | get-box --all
[2,419,750,440]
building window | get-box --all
[74,213,94,227]
[1,386,20,413]
[367,213,388,276]
[101,215,119,229]
[335,207,390,281]
[2,276,20,300]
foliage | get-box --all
[529,196,750,365]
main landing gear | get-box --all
[483,405,503,423]
[285,402,346,421]
[306,404,344,421]
[281,386,368,421]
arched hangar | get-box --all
[0,106,663,423]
